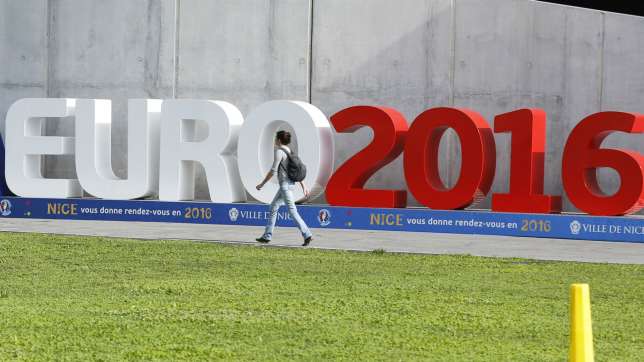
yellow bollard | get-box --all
[569,283,594,362]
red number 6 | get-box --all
[562,112,644,216]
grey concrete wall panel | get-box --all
[176,0,310,113]
[453,0,604,211]
[45,0,175,182]
[602,13,644,113]
[176,0,310,199]
[598,12,644,208]
[311,0,454,205]
[0,0,48,138]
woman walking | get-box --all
[255,130,313,246]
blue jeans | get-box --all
[262,181,312,240]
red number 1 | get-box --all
[492,109,561,213]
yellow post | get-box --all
[570,283,594,362]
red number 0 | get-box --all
[562,112,644,215]
[326,106,408,208]
[404,107,496,210]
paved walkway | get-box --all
[1,218,643,264]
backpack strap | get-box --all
[278,146,291,172]
[279,146,292,157]
[279,146,292,163]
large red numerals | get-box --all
[562,112,644,216]
[326,106,408,208]
[492,109,562,213]
[404,108,496,210]
[326,105,644,216]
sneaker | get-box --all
[302,236,313,246]
[256,237,270,243]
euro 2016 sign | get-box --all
[3,98,644,217]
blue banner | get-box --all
[0,196,642,243]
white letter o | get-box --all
[237,101,334,203]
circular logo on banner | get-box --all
[318,209,331,227]
[0,199,12,216]
[228,208,239,222]
[569,220,581,235]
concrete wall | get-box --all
[175,0,310,199]
[45,0,175,184]
[0,0,48,140]
[1,0,643,212]
[312,0,454,205]
[450,0,605,210]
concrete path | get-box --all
[1,218,643,264]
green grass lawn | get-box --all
[0,232,642,361]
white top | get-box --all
[270,145,291,183]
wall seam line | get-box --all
[447,0,457,186]
[45,0,53,98]
[307,0,314,103]
[598,11,606,111]
[449,0,456,107]
[172,0,181,99]
[43,0,54,175]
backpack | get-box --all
[280,147,307,182]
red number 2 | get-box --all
[325,106,408,208]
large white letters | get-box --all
[5,98,82,198]
[237,100,335,203]
[75,99,162,199]
[158,99,246,202]
[3,98,336,203]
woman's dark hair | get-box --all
[276,130,291,145]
